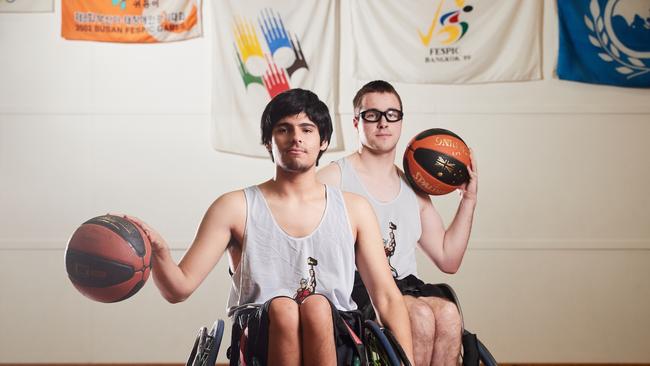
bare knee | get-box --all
[299,294,333,328]
[407,299,436,341]
[268,297,300,333]
[434,300,462,341]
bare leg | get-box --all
[267,297,301,366]
[420,297,462,366]
[404,295,436,366]
[299,294,337,366]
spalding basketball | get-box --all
[65,215,152,303]
[403,128,471,195]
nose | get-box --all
[292,130,303,144]
[377,117,389,128]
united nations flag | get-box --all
[557,0,650,88]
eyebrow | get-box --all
[274,122,317,128]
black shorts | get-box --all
[228,295,365,366]
[351,271,455,321]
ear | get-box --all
[320,140,329,151]
[353,116,359,129]
[265,143,272,153]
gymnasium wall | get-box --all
[1,0,649,363]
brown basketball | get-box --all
[65,215,151,303]
[403,128,471,195]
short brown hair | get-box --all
[352,80,403,115]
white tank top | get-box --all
[227,185,357,316]
[336,157,421,279]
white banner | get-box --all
[211,0,341,157]
[350,0,543,84]
[0,0,52,12]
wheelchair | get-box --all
[185,284,497,366]
[432,283,498,366]
[186,319,225,366]
[356,282,498,366]
[185,317,409,366]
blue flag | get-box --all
[557,0,650,88]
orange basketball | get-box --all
[65,215,152,303]
[403,128,471,195]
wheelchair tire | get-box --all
[186,326,207,366]
[204,319,225,366]
[186,319,225,366]
[478,337,498,366]
[381,327,412,366]
[363,320,401,366]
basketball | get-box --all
[65,214,152,303]
[403,128,471,195]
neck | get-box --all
[354,146,398,177]
[267,166,322,197]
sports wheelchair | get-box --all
[428,283,497,366]
[185,317,410,366]
[185,284,497,366]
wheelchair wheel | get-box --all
[381,327,411,366]
[478,337,498,366]
[185,328,203,366]
[186,319,225,366]
[363,320,401,366]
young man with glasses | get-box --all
[318,80,478,366]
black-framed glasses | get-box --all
[358,108,404,123]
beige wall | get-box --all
[1,0,649,363]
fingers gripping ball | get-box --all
[65,214,152,303]
[403,128,471,195]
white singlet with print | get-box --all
[226,185,357,316]
[336,157,421,279]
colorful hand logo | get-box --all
[259,9,293,57]
[287,34,309,77]
[232,9,310,97]
[233,17,265,64]
[235,50,264,89]
[262,56,290,98]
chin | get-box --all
[281,160,313,172]
[372,142,397,152]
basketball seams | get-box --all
[414,128,466,144]
[84,215,148,257]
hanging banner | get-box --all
[210,0,341,157]
[557,0,650,88]
[61,0,202,43]
[350,0,542,84]
[0,0,52,12]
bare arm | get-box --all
[345,193,414,364]
[316,162,342,187]
[126,190,245,303]
[417,150,478,273]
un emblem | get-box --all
[585,0,650,79]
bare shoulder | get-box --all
[316,161,342,187]
[398,166,432,211]
[342,191,374,218]
[204,189,246,224]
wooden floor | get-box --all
[7,363,641,366]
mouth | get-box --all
[286,148,306,154]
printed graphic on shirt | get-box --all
[383,222,398,278]
[294,256,318,303]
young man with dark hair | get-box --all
[128,88,414,366]
[318,81,478,366]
